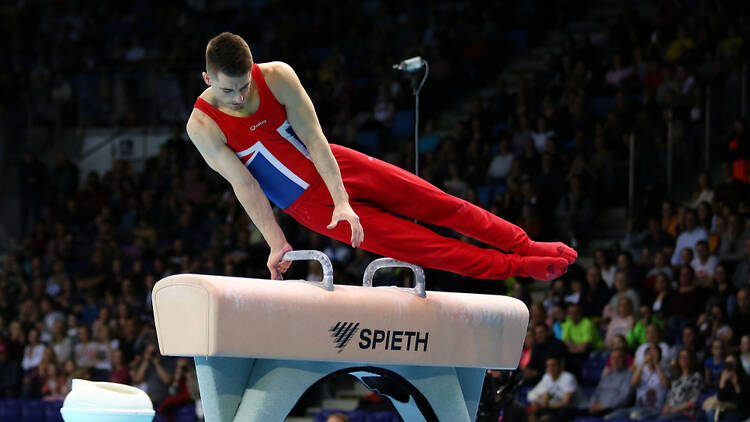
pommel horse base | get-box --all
[152,251,529,421]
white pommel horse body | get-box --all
[152,251,529,422]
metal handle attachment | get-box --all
[281,250,333,291]
[362,258,426,298]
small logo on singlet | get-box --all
[250,120,268,131]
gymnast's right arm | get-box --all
[186,109,292,279]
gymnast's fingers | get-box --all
[326,216,340,230]
[279,260,291,273]
[268,263,280,280]
[350,218,364,248]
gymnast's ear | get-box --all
[202,72,211,86]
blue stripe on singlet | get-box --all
[239,142,309,209]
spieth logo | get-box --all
[329,322,429,353]
[250,120,268,131]
[329,322,360,353]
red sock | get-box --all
[515,256,569,281]
[527,241,578,264]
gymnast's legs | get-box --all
[284,145,573,280]
[287,192,567,281]
[332,145,577,262]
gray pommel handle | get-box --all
[362,258,426,298]
[281,250,334,291]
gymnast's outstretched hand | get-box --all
[268,242,293,280]
[326,202,364,248]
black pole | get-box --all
[410,61,429,176]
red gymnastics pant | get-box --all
[284,144,533,280]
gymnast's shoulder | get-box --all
[259,61,306,97]
[186,103,225,149]
[258,61,295,81]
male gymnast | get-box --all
[186,32,577,282]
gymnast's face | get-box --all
[204,70,253,111]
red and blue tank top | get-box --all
[193,63,321,209]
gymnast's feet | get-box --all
[518,256,569,281]
[526,241,578,264]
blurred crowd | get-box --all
[1,0,750,421]
[0,0,546,139]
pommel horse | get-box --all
[152,251,529,421]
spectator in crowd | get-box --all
[6,320,26,362]
[729,288,750,342]
[530,117,555,153]
[658,349,703,420]
[549,302,566,340]
[0,342,22,398]
[582,266,611,318]
[661,201,680,239]
[595,249,617,289]
[668,325,705,370]
[561,302,603,375]
[645,251,674,286]
[741,334,750,374]
[634,324,671,368]
[543,279,567,313]
[678,247,695,268]
[588,348,633,417]
[627,305,664,349]
[39,297,64,341]
[525,323,567,384]
[487,137,514,182]
[529,302,548,329]
[732,238,750,289]
[671,209,708,266]
[691,240,717,286]
[74,325,99,370]
[667,266,702,322]
[107,349,131,385]
[50,319,73,362]
[605,345,670,420]
[519,328,535,370]
[61,359,77,394]
[690,172,714,207]
[625,219,674,264]
[603,335,634,371]
[21,328,45,372]
[157,358,197,419]
[564,279,584,305]
[702,353,750,421]
[695,202,713,232]
[650,273,672,319]
[717,214,746,265]
[603,272,640,321]
[708,264,736,313]
[91,325,116,378]
[705,339,726,388]
[615,252,640,287]
[698,304,732,347]
[604,297,635,348]
[555,174,593,243]
[709,215,725,254]
[40,362,67,401]
[22,346,58,398]
[527,356,587,422]
[132,343,176,406]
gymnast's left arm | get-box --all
[268,61,364,247]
